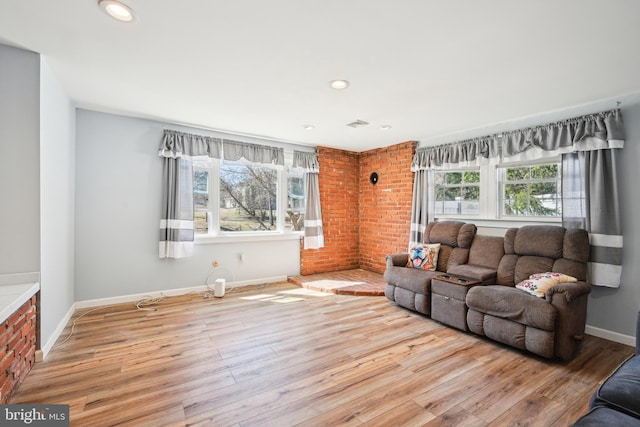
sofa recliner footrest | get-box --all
[466,285,557,331]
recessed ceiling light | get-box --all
[303,125,315,130]
[99,0,135,22]
[380,125,392,130]
[330,79,350,90]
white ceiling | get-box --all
[1,0,639,152]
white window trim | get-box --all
[194,156,304,244]
[432,156,562,226]
[431,167,485,219]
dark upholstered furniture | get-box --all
[384,223,592,360]
[466,226,591,360]
[448,234,505,283]
[571,311,640,426]
[431,275,482,331]
[384,221,476,315]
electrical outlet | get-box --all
[212,260,219,267]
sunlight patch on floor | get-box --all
[304,279,366,290]
[239,293,305,304]
[278,288,332,297]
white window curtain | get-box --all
[408,109,625,287]
[159,130,221,258]
[293,151,324,249]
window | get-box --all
[433,170,480,215]
[219,163,278,232]
[192,157,304,236]
[286,170,304,231]
[499,162,561,217]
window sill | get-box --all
[435,216,561,229]
[195,232,302,245]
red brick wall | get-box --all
[300,147,360,274]
[0,296,37,403]
[359,141,416,273]
[301,142,415,275]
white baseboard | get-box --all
[74,275,288,309]
[38,276,288,361]
[586,324,636,347]
[41,303,76,360]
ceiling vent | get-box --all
[346,119,369,128]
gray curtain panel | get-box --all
[409,169,429,249]
[294,151,324,249]
[159,130,222,258]
[160,157,195,258]
[562,150,623,287]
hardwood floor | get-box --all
[11,282,634,426]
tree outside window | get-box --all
[191,157,305,235]
[434,170,480,215]
[219,164,277,232]
[502,163,561,217]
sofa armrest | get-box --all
[547,281,591,360]
[386,253,409,268]
[545,281,591,303]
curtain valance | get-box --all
[159,130,222,159]
[412,137,499,171]
[412,109,624,170]
[502,109,624,157]
[293,150,320,173]
[223,139,284,166]
[159,130,286,167]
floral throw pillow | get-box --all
[407,243,441,271]
[516,272,578,297]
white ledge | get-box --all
[195,232,302,244]
[0,279,40,324]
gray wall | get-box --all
[74,109,301,301]
[0,45,40,274]
[39,59,76,350]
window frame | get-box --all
[431,168,483,217]
[193,156,305,242]
[431,156,563,228]
[497,159,562,220]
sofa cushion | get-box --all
[591,354,640,418]
[515,272,577,298]
[514,256,555,285]
[514,225,565,258]
[564,228,590,263]
[571,406,640,427]
[448,264,496,282]
[426,221,463,247]
[467,235,505,269]
[407,243,440,270]
[384,266,438,294]
[466,285,557,331]
[425,221,477,249]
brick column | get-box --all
[359,141,415,273]
[0,296,37,403]
[300,142,415,275]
